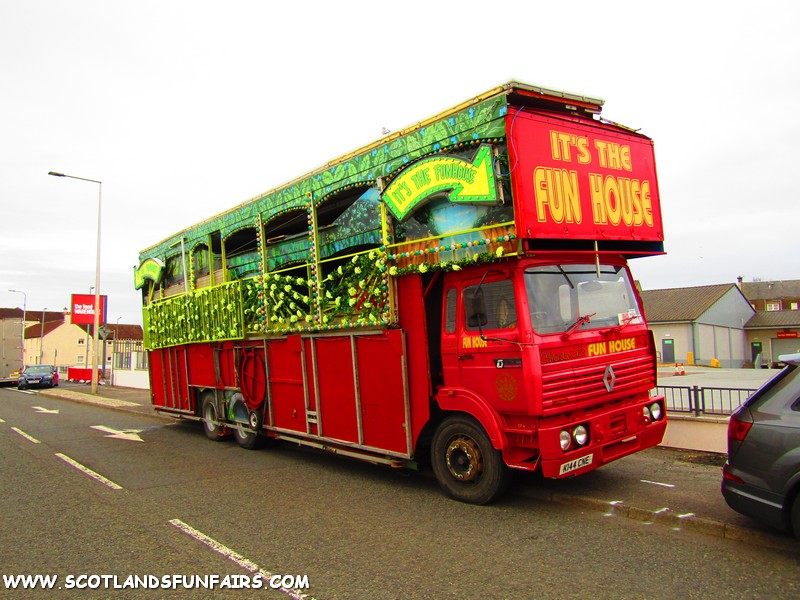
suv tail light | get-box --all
[727,413,752,442]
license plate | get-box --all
[559,453,593,475]
[31,378,41,383]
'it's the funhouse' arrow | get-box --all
[383,145,498,221]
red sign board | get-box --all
[777,331,798,339]
[70,294,108,325]
[507,109,664,242]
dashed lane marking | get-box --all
[55,452,123,490]
[169,519,317,600]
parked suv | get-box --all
[17,365,59,389]
[722,353,800,538]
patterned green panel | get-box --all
[144,281,244,350]
[319,250,389,327]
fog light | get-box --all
[559,430,572,451]
[573,425,589,446]
[649,402,663,421]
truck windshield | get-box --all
[524,264,641,334]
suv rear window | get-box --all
[744,364,800,412]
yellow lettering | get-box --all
[607,337,636,353]
[588,342,607,356]
[534,167,582,224]
[604,176,621,226]
[550,130,591,165]
[577,137,591,164]
[620,145,632,171]
[589,173,606,224]
[590,174,653,229]
[641,181,653,226]
[631,180,642,226]
[594,141,632,171]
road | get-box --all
[1,386,799,599]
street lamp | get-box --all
[8,289,26,370]
[48,171,102,394]
[40,308,47,363]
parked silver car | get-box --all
[722,353,800,538]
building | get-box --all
[640,284,755,368]
[738,278,800,366]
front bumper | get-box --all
[537,395,667,478]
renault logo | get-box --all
[603,365,616,392]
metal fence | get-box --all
[654,385,756,416]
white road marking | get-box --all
[168,519,317,600]
[640,479,676,488]
[33,406,60,414]
[90,425,144,442]
[11,427,40,443]
[654,508,670,514]
[677,513,695,519]
[55,453,123,490]
[0,417,5,423]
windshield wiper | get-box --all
[561,313,595,340]
[604,313,640,336]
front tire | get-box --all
[431,415,510,504]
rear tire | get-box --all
[234,422,260,450]
[431,415,510,504]
[201,393,227,441]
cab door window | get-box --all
[463,279,517,331]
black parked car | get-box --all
[722,353,800,538]
[17,365,59,389]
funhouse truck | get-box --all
[135,81,667,503]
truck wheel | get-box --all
[234,422,260,450]
[431,415,510,504]
[201,393,227,441]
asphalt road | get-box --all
[2,384,800,598]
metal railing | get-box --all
[654,385,756,416]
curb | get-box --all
[518,487,799,554]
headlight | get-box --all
[649,402,663,421]
[573,425,589,446]
[643,405,652,420]
[559,430,572,451]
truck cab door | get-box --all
[456,278,527,413]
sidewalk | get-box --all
[37,381,799,553]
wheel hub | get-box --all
[445,435,483,482]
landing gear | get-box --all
[431,415,510,504]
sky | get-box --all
[1,0,799,326]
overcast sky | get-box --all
[2,0,798,326]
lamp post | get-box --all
[39,308,47,363]
[48,171,102,394]
[8,289,26,371]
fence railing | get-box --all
[653,385,756,416]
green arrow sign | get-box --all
[383,145,498,221]
[134,258,165,290]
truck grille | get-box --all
[541,353,654,412]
